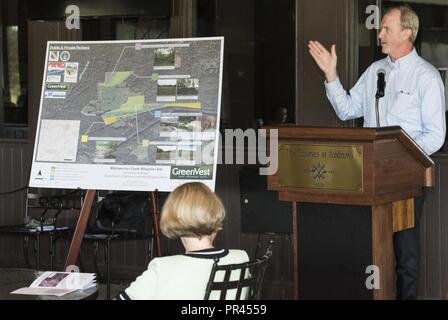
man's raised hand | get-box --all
[308,41,338,83]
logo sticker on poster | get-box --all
[60,51,70,62]
[170,166,213,180]
[64,62,79,83]
[44,91,67,99]
[49,51,60,61]
[46,83,68,90]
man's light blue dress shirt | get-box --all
[325,48,446,155]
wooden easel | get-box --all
[64,189,162,270]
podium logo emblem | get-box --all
[311,162,327,183]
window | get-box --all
[1,0,28,140]
[6,26,20,106]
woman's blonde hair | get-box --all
[160,182,225,239]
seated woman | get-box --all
[116,182,249,300]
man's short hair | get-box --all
[385,5,420,43]
[160,182,225,239]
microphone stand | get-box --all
[375,95,381,127]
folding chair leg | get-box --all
[145,238,153,265]
[36,233,40,271]
[106,238,111,300]
[78,246,85,272]
[49,234,54,270]
[150,237,154,261]
[92,241,102,277]
[23,236,31,268]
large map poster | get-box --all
[29,37,223,192]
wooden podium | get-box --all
[265,126,434,300]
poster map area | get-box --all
[29,37,223,192]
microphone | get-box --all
[375,69,386,99]
[374,69,386,127]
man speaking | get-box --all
[309,6,446,299]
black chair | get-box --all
[0,189,79,270]
[0,220,69,271]
[80,191,155,300]
[80,233,153,300]
[204,240,274,300]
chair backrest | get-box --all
[87,191,152,235]
[204,240,274,300]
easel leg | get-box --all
[149,191,161,257]
[64,190,96,270]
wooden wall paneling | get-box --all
[422,161,441,298]
[170,0,194,38]
[0,1,4,138]
[295,0,357,127]
[419,177,428,297]
[418,155,448,300]
[0,143,31,265]
[440,161,448,299]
